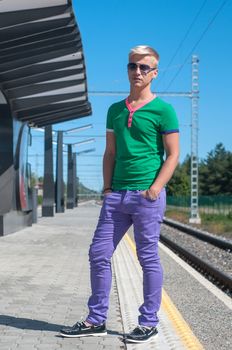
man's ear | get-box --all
[153,69,158,79]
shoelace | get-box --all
[138,326,146,334]
[74,321,86,328]
[134,325,151,334]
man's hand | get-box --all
[141,188,160,200]
[104,190,113,196]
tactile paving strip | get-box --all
[113,237,187,350]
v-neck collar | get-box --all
[125,95,156,113]
[125,95,157,128]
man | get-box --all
[60,45,179,343]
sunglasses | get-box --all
[127,62,157,74]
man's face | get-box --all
[127,54,158,88]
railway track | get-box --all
[161,218,232,294]
[163,218,232,251]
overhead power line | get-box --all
[157,0,208,88]
[164,0,229,91]
[28,154,104,157]
[31,135,105,138]
[89,91,191,97]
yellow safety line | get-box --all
[125,233,205,350]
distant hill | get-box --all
[78,181,100,195]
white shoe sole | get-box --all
[125,333,158,343]
[60,331,107,338]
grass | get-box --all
[165,208,232,240]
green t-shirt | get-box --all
[106,97,179,190]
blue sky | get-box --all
[30,0,232,191]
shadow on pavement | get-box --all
[106,329,124,337]
[0,315,124,337]
[0,315,62,332]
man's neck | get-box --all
[128,86,155,103]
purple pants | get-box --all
[86,189,166,327]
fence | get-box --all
[38,192,232,215]
[166,195,232,215]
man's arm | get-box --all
[148,132,179,199]
[103,131,116,193]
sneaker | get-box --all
[60,321,107,338]
[125,325,158,343]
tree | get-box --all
[167,143,232,197]
[166,155,191,196]
[199,143,232,195]
[30,172,37,187]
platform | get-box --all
[0,202,231,350]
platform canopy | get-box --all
[0,0,92,127]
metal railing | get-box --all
[166,195,232,215]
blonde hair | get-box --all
[129,45,159,63]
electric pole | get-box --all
[189,55,201,224]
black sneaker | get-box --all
[60,321,107,338]
[125,325,158,343]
